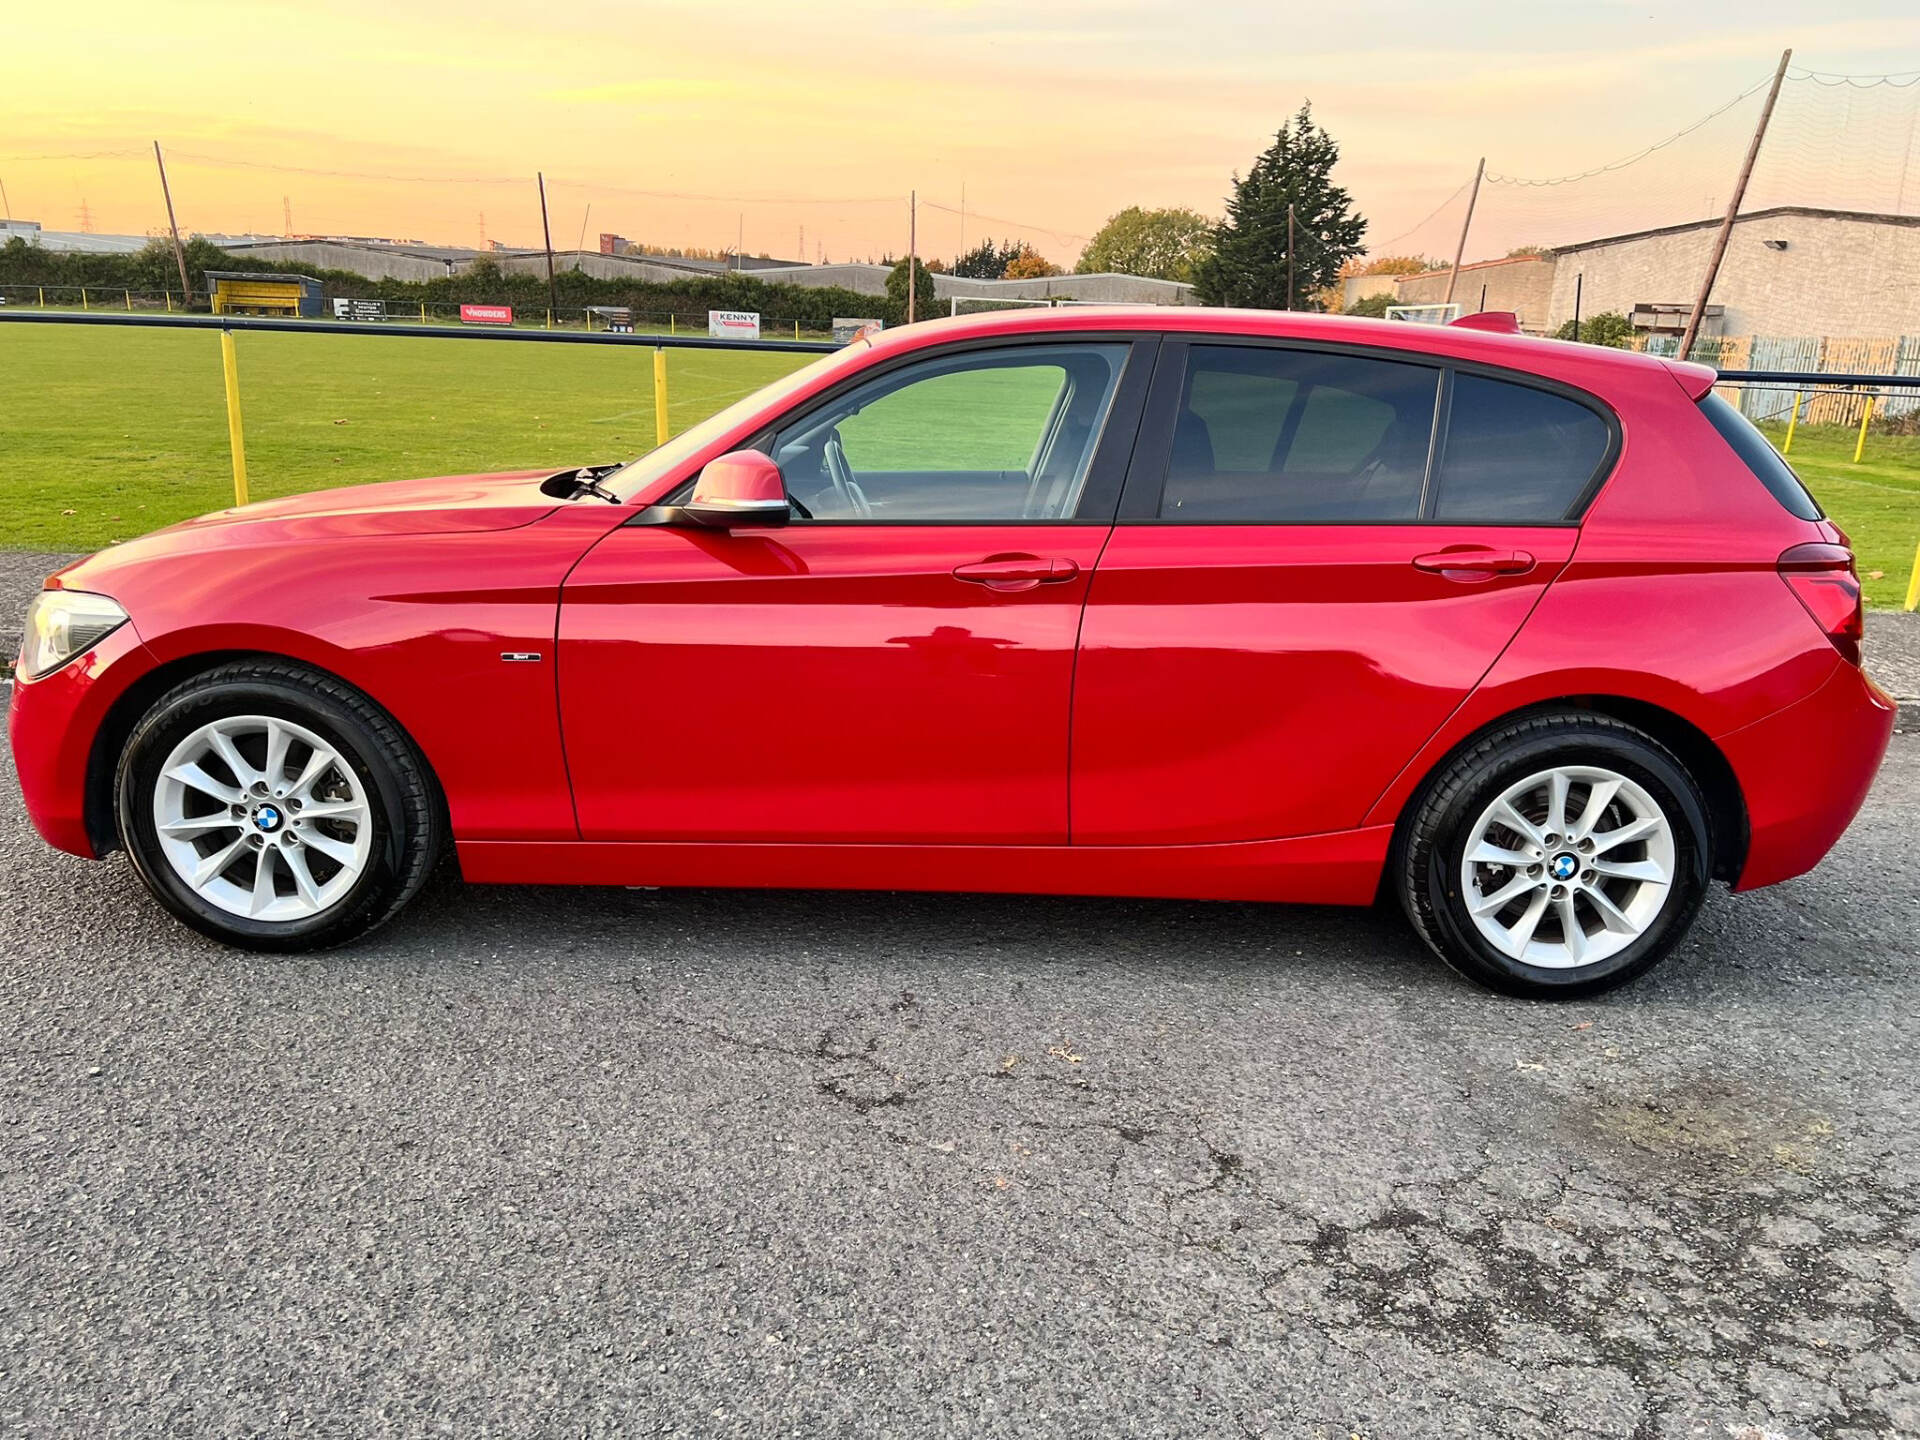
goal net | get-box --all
[1385,303,1461,325]
[949,295,1055,318]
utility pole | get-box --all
[1442,157,1485,308]
[1678,47,1791,360]
[1,176,12,224]
[537,172,558,316]
[282,195,292,238]
[1286,203,1296,311]
[153,143,193,309]
[907,190,918,325]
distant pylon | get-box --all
[282,195,292,237]
[478,211,487,249]
[77,199,94,233]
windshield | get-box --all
[608,349,854,502]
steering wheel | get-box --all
[824,434,871,519]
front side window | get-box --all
[1159,346,1441,522]
[1431,374,1613,522]
[769,343,1129,522]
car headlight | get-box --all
[18,590,129,681]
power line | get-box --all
[1370,180,1470,253]
[1485,75,1772,186]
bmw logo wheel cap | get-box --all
[1550,854,1578,881]
[254,806,282,832]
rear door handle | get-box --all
[1412,548,1535,578]
[952,556,1080,588]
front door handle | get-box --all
[952,556,1080,590]
[1412,548,1535,579]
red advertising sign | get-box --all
[460,303,514,325]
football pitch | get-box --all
[2,324,1915,606]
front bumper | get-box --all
[8,624,159,858]
[1719,658,1897,891]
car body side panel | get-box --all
[455,823,1393,905]
[44,505,625,842]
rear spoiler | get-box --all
[1448,311,1520,334]
[1663,359,1718,401]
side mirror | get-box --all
[682,450,790,529]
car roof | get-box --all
[862,305,1715,397]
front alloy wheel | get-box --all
[117,661,441,950]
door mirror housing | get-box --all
[682,450,791,529]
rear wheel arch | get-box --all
[1384,695,1749,891]
[84,650,450,859]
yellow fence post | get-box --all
[420,301,427,324]
[1782,392,1801,453]
[124,289,132,311]
[219,330,251,508]
[653,348,670,447]
[37,286,44,308]
[1906,540,1920,613]
[794,320,800,339]
[545,309,552,331]
[165,291,173,313]
[80,288,88,311]
[669,314,676,337]
[1853,394,1875,464]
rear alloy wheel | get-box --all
[1400,713,1711,997]
[117,661,440,950]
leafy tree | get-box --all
[951,238,1024,280]
[886,257,940,322]
[1506,244,1552,258]
[1003,245,1063,280]
[1554,311,1635,348]
[1344,292,1394,318]
[1193,103,1367,310]
[1344,254,1438,278]
[1074,206,1214,282]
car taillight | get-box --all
[1777,542,1864,666]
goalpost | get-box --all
[1385,303,1461,325]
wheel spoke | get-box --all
[207,729,259,790]
[1500,888,1551,957]
[1593,856,1669,884]
[297,799,367,825]
[262,721,292,790]
[1591,816,1660,854]
[1469,840,1533,869]
[1570,778,1622,841]
[283,846,325,909]
[1555,893,1587,963]
[1585,884,1640,934]
[1546,770,1571,835]
[1491,801,1547,849]
[165,762,243,806]
[299,829,358,866]
[191,834,251,888]
[1470,874,1538,915]
[288,746,337,800]
[161,814,241,838]
[249,847,279,915]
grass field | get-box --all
[2,325,1915,605]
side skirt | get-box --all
[454,825,1393,905]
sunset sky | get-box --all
[5,1,1920,267]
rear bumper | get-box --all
[1720,659,1896,891]
[8,625,158,858]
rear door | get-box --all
[1071,340,1615,845]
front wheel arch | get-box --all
[84,650,451,863]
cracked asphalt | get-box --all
[2,726,1918,1438]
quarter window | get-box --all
[1158,346,1441,522]
[768,344,1128,522]
[1431,374,1611,521]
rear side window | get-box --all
[1699,392,1823,521]
[1431,375,1612,522]
[1159,346,1440,522]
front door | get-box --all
[560,338,1148,844]
[1072,341,1612,845]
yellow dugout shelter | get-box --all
[206,270,326,318]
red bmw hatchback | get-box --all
[9,308,1895,995]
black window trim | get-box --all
[1114,333,1624,528]
[637,331,1162,528]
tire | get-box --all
[1397,711,1712,999]
[116,660,441,951]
